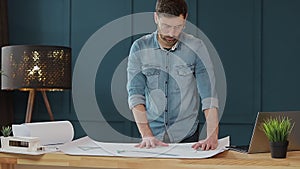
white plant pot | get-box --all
[1,136,10,149]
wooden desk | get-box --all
[1,150,300,169]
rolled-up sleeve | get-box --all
[127,41,146,109]
[194,40,219,110]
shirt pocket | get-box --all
[142,65,160,90]
[174,64,195,91]
[176,64,195,76]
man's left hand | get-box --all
[191,136,218,151]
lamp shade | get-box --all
[1,45,71,91]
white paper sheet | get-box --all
[12,121,74,146]
[59,136,230,158]
[59,136,114,156]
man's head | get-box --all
[154,0,188,48]
[155,0,188,19]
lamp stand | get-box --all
[25,90,54,123]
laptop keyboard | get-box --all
[226,145,249,153]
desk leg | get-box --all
[0,163,14,169]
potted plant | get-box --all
[261,116,294,158]
[1,126,12,137]
[1,126,12,148]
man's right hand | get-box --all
[135,136,168,148]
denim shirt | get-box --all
[127,31,218,142]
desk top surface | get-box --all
[1,150,300,169]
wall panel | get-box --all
[262,0,300,111]
[71,0,132,139]
[7,0,300,145]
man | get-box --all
[127,0,219,151]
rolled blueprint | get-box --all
[12,121,74,145]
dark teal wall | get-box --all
[7,0,300,145]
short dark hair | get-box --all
[156,0,188,18]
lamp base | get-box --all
[25,90,54,123]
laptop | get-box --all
[227,111,300,153]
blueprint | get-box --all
[59,136,230,158]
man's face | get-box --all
[155,14,186,47]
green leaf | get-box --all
[1,126,12,137]
[260,115,294,142]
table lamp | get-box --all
[1,45,71,123]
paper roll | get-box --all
[12,121,74,145]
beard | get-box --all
[158,33,179,47]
